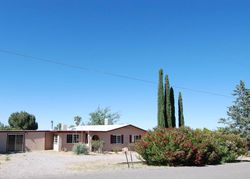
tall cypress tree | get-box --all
[157,69,165,128]
[178,92,185,127]
[164,75,171,128]
[170,87,176,128]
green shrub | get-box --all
[112,147,121,153]
[135,127,247,166]
[72,143,89,155]
[91,140,104,153]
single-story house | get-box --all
[0,124,146,153]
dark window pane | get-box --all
[67,134,73,143]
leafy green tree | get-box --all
[164,74,171,128]
[54,123,62,130]
[0,122,9,130]
[74,116,82,126]
[0,122,5,130]
[88,107,120,125]
[8,111,38,130]
[170,87,176,128]
[0,122,12,130]
[157,69,165,128]
[219,80,250,139]
[178,92,185,127]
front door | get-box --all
[7,135,24,152]
[53,134,59,151]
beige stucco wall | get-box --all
[45,132,53,150]
[0,133,7,153]
[25,132,46,151]
[90,125,146,151]
[1,126,146,153]
[60,132,86,151]
[59,126,145,152]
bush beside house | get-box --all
[91,140,104,153]
[72,143,89,155]
[135,127,247,166]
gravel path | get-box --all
[0,151,250,179]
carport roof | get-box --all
[0,124,146,133]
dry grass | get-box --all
[68,161,119,172]
[65,151,146,171]
[67,160,157,172]
[0,154,10,167]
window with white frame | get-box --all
[110,135,123,144]
[129,135,141,143]
[67,134,79,144]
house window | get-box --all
[129,135,141,143]
[67,134,79,144]
[110,135,124,144]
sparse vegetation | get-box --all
[112,147,121,153]
[5,156,10,161]
[72,143,89,155]
[91,140,104,153]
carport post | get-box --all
[88,131,91,151]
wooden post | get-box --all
[123,147,130,168]
[130,151,134,168]
[125,151,130,168]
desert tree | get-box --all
[8,111,38,130]
[219,80,250,139]
[88,107,120,125]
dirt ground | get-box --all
[0,151,144,178]
[0,151,250,179]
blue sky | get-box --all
[0,0,249,130]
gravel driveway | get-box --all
[0,151,250,179]
[0,151,140,179]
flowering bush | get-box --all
[135,127,247,166]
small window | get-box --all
[130,135,141,143]
[67,134,72,143]
[134,135,141,142]
[73,134,79,143]
[67,134,79,144]
[111,135,123,144]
